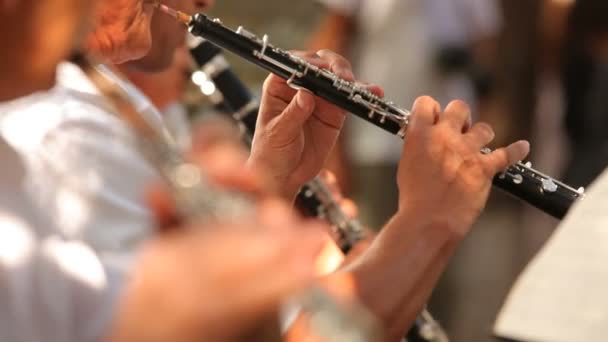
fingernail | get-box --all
[291,232,325,274]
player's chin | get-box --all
[132,49,176,72]
[120,33,153,64]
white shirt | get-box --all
[0,62,163,264]
[318,0,501,164]
[0,136,125,342]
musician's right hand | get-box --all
[107,203,326,342]
[396,96,530,238]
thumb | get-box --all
[274,90,316,139]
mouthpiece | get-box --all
[155,2,192,25]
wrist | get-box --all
[343,211,461,337]
[362,209,463,268]
[394,202,469,243]
[246,156,300,203]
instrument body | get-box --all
[191,38,369,251]
[190,39,448,342]
[187,13,584,219]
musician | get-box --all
[121,46,195,149]
[0,0,530,340]
[0,1,330,341]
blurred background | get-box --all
[181,0,606,340]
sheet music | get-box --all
[494,168,608,342]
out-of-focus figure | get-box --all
[309,0,502,228]
[562,0,608,187]
[520,0,574,273]
[122,46,195,149]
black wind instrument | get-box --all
[181,11,584,219]
[190,37,367,251]
[190,38,449,342]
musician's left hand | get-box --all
[248,49,383,202]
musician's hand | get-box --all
[148,120,269,230]
[396,97,530,237]
[249,49,383,202]
[108,202,326,342]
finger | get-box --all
[224,226,327,319]
[409,96,441,130]
[483,140,531,174]
[261,73,298,107]
[257,197,298,232]
[355,82,384,98]
[366,84,384,98]
[261,50,335,105]
[440,100,472,133]
[263,50,353,106]
[145,184,181,231]
[290,50,331,70]
[315,49,355,81]
[272,90,316,138]
[464,122,496,150]
[191,119,243,152]
[318,170,343,201]
[314,237,345,276]
[188,144,262,193]
[339,198,358,219]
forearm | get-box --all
[343,211,460,340]
[284,212,459,340]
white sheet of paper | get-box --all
[494,168,608,342]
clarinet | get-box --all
[174,9,585,220]
[190,38,449,342]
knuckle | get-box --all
[316,48,333,56]
[431,123,452,142]
[336,57,352,69]
[476,122,495,136]
[416,95,436,107]
[471,122,495,143]
[436,149,464,184]
[490,149,508,171]
[290,50,313,58]
[411,96,439,117]
[262,74,275,91]
[446,99,470,113]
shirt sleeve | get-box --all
[29,108,157,261]
[0,202,126,342]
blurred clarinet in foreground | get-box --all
[76,55,254,223]
[190,38,449,342]
[174,8,585,219]
[78,54,381,342]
